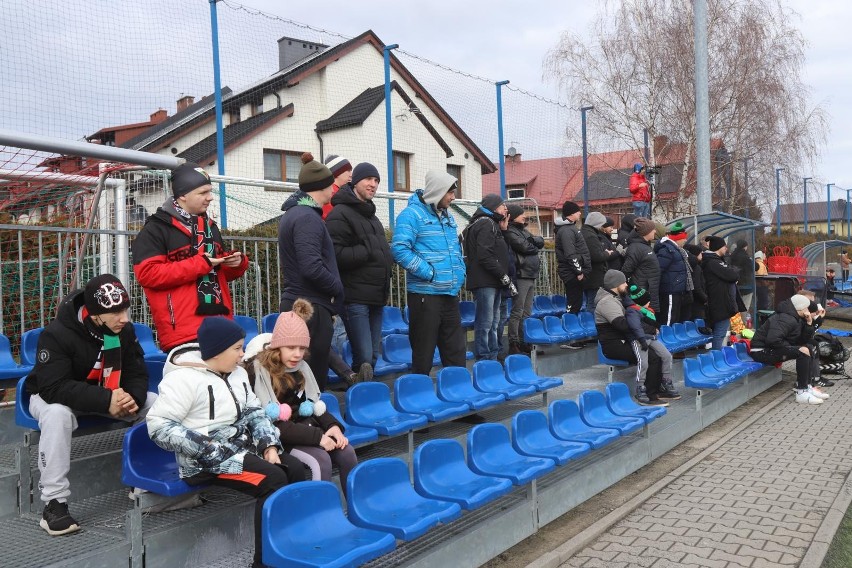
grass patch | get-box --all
[822,496,852,568]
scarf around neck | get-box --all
[173,200,229,316]
[81,306,122,390]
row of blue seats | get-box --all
[683,344,763,389]
[658,320,711,353]
[341,356,562,438]
[0,329,42,380]
[122,382,663,567]
[523,312,598,345]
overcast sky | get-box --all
[234,0,852,202]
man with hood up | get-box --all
[617,214,636,251]
[391,170,467,375]
[277,153,344,391]
[26,274,155,535]
[132,162,250,352]
[326,162,393,381]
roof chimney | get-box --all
[150,109,167,123]
[176,95,195,113]
[277,36,328,71]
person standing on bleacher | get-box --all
[702,236,745,350]
[504,204,545,355]
[26,274,155,536]
[555,200,590,318]
[132,162,249,353]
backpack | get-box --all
[814,333,850,374]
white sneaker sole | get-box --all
[795,396,823,405]
[39,518,80,536]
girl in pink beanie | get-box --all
[243,299,358,493]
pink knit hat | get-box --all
[268,299,313,349]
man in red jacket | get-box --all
[132,163,249,352]
[629,163,652,219]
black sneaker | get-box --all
[357,363,373,383]
[642,394,670,407]
[658,378,681,400]
[40,499,80,536]
[815,378,835,387]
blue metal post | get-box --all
[209,0,227,228]
[495,81,510,200]
[827,183,834,235]
[383,44,398,228]
[775,167,784,236]
[580,106,594,216]
[803,177,812,233]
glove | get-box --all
[508,282,518,297]
[500,274,512,287]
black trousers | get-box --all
[751,346,819,390]
[407,293,466,375]
[563,280,584,315]
[600,339,663,396]
[659,292,691,325]
[280,299,334,391]
[190,452,307,565]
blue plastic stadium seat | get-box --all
[345,382,427,436]
[346,458,461,541]
[0,333,32,380]
[132,323,167,363]
[262,481,396,568]
[436,366,506,410]
[683,358,725,389]
[695,318,707,329]
[121,423,197,496]
[578,312,598,338]
[531,295,556,318]
[542,316,571,342]
[710,350,747,379]
[261,313,279,334]
[550,294,567,314]
[511,410,591,465]
[145,360,165,393]
[561,313,590,340]
[403,305,410,323]
[548,399,620,449]
[414,439,512,510]
[658,326,686,353]
[684,320,711,342]
[381,334,415,369]
[232,315,259,345]
[472,360,536,399]
[319,393,379,446]
[697,353,734,382]
[467,423,556,485]
[459,301,476,328]
[393,374,470,421]
[733,342,757,363]
[504,354,563,391]
[722,346,762,372]
[20,327,44,367]
[672,323,701,349]
[16,376,120,432]
[523,318,558,345]
[381,306,408,335]
[604,382,667,424]
[578,390,645,435]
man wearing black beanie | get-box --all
[132,162,249,352]
[25,274,155,536]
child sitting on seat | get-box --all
[147,317,307,568]
[244,299,358,495]
[623,286,677,398]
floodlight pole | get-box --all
[775,168,784,236]
[827,183,834,235]
[580,106,594,216]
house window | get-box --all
[507,186,525,199]
[263,150,302,188]
[446,165,462,199]
[251,100,264,117]
[228,109,240,125]
[393,152,410,191]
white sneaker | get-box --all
[795,389,824,405]
[808,385,830,400]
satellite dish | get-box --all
[507,146,517,157]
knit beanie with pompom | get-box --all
[298,152,335,192]
[268,299,313,349]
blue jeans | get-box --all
[341,303,383,369]
[711,318,730,350]
[473,287,502,360]
[633,201,651,218]
[583,288,597,313]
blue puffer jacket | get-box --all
[654,238,690,295]
[391,191,466,296]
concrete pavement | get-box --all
[530,376,852,568]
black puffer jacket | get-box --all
[504,221,544,280]
[617,214,636,249]
[25,289,148,413]
[463,210,510,290]
[654,238,690,295]
[326,185,393,305]
[621,232,661,312]
[751,298,812,349]
[687,250,707,305]
[555,221,591,283]
[702,250,745,323]
[580,224,610,290]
